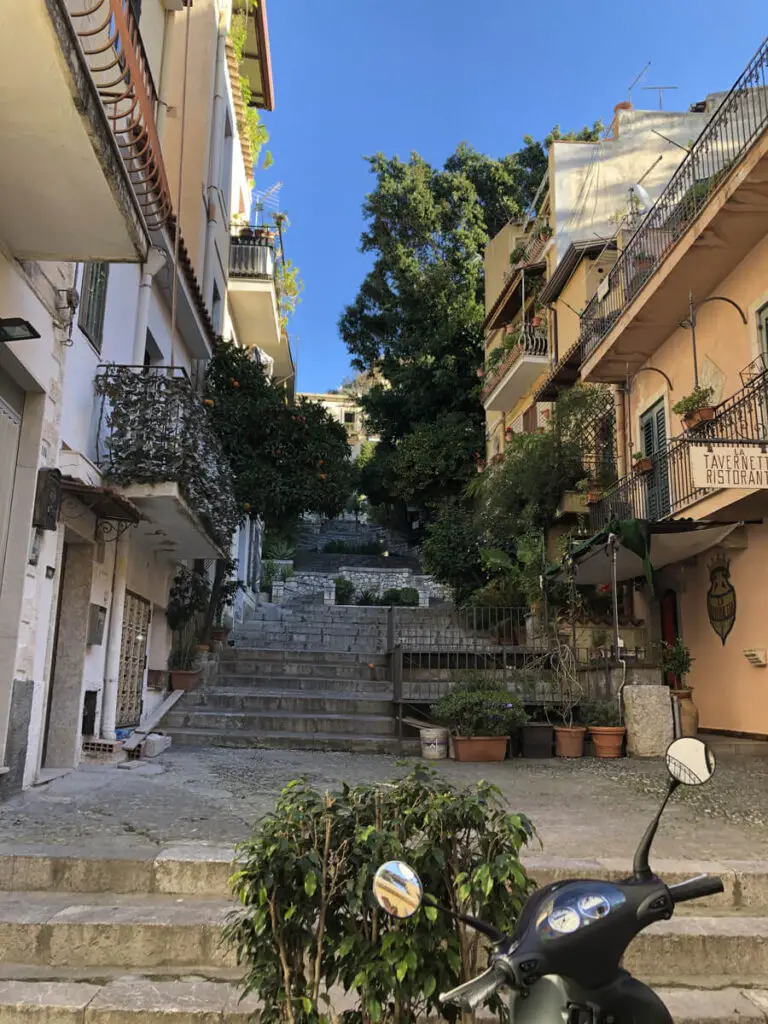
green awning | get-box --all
[554,518,746,589]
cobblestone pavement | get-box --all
[0,748,765,861]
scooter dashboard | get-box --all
[535,881,627,941]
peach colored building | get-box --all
[578,39,768,739]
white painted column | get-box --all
[100,535,129,740]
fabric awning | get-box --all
[555,518,749,587]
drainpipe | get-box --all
[615,383,627,478]
[132,247,167,365]
[100,535,129,741]
[156,10,174,145]
[202,26,228,310]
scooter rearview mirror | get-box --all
[665,737,716,786]
[372,861,423,919]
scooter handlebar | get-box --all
[439,962,510,1011]
[668,874,724,904]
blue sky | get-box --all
[259,1,767,394]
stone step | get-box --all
[0,977,764,1024]
[183,690,394,715]
[163,727,415,754]
[212,675,394,694]
[165,709,397,736]
[2,847,766,906]
[0,893,766,989]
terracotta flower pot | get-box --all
[554,726,586,758]
[196,643,210,654]
[211,628,228,642]
[632,457,653,475]
[170,669,200,692]
[452,736,508,762]
[589,726,626,758]
[683,407,715,430]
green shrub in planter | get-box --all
[381,587,420,607]
[225,766,537,1024]
[334,577,355,605]
[581,699,623,727]
[431,689,528,737]
[357,587,380,605]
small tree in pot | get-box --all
[672,385,716,431]
[431,689,527,762]
[545,643,586,758]
[166,565,210,691]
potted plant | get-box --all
[583,700,626,758]
[168,623,200,691]
[509,243,528,266]
[165,565,209,689]
[431,689,527,762]
[661,637,698,736]
[632,450,653,474]
[672,385,716,430]
[547,647,586,757]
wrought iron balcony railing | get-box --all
[482,325,549,401]
[580,37,768,366]
[95,365,240,548]
[229,231,276,279]
[589,364,768,529]
[67,0,172,229]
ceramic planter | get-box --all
[452,736,508,762]
[554,725,586,758]
[586,491,602,505]
[522,723,553,758]
[589,726,626,758]
[632,457,653,475]
[683,407,715,430]
[170,669,200,692]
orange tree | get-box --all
[204,340,354,532]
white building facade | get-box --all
[0,0,278,793]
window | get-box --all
[758,302,768,356]
[211,282,222,333]
[639,399,670,519]
[128,0,142,21]
[344,411,355,425]
[220,113,234,212]
[78,263,109,353]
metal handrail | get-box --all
[590,366,768,527]
[580,38,768,366]
[67,0,172,229]
[482,326,549,400]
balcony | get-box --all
[580,39,768,383]
[589,363,768,530]
[95,366,239,559]
[482,326,549,412]
[228,230,291,379]
[0,0,174,261]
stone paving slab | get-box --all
[0,748,765,863]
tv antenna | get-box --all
[642,85,678,111]
[627,62,651,103]
[253,181,283,226]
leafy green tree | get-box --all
[205,341,354,530]
[339,129,602,526]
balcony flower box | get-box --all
[682,406,715,431]
[632,456,653,475]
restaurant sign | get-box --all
[690,444,768,489]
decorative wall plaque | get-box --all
[707,551,736,646]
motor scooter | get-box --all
[372,737,721,1023]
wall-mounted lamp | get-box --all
[0,317,40,343]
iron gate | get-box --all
[116,591,150,728]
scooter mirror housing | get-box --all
[373,861,423,918]
[666,737,716,786]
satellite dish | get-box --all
[629,184,652,211]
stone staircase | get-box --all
[0,845,766,1020]
[162,605,410,752]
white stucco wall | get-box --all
[551,107,712,263]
